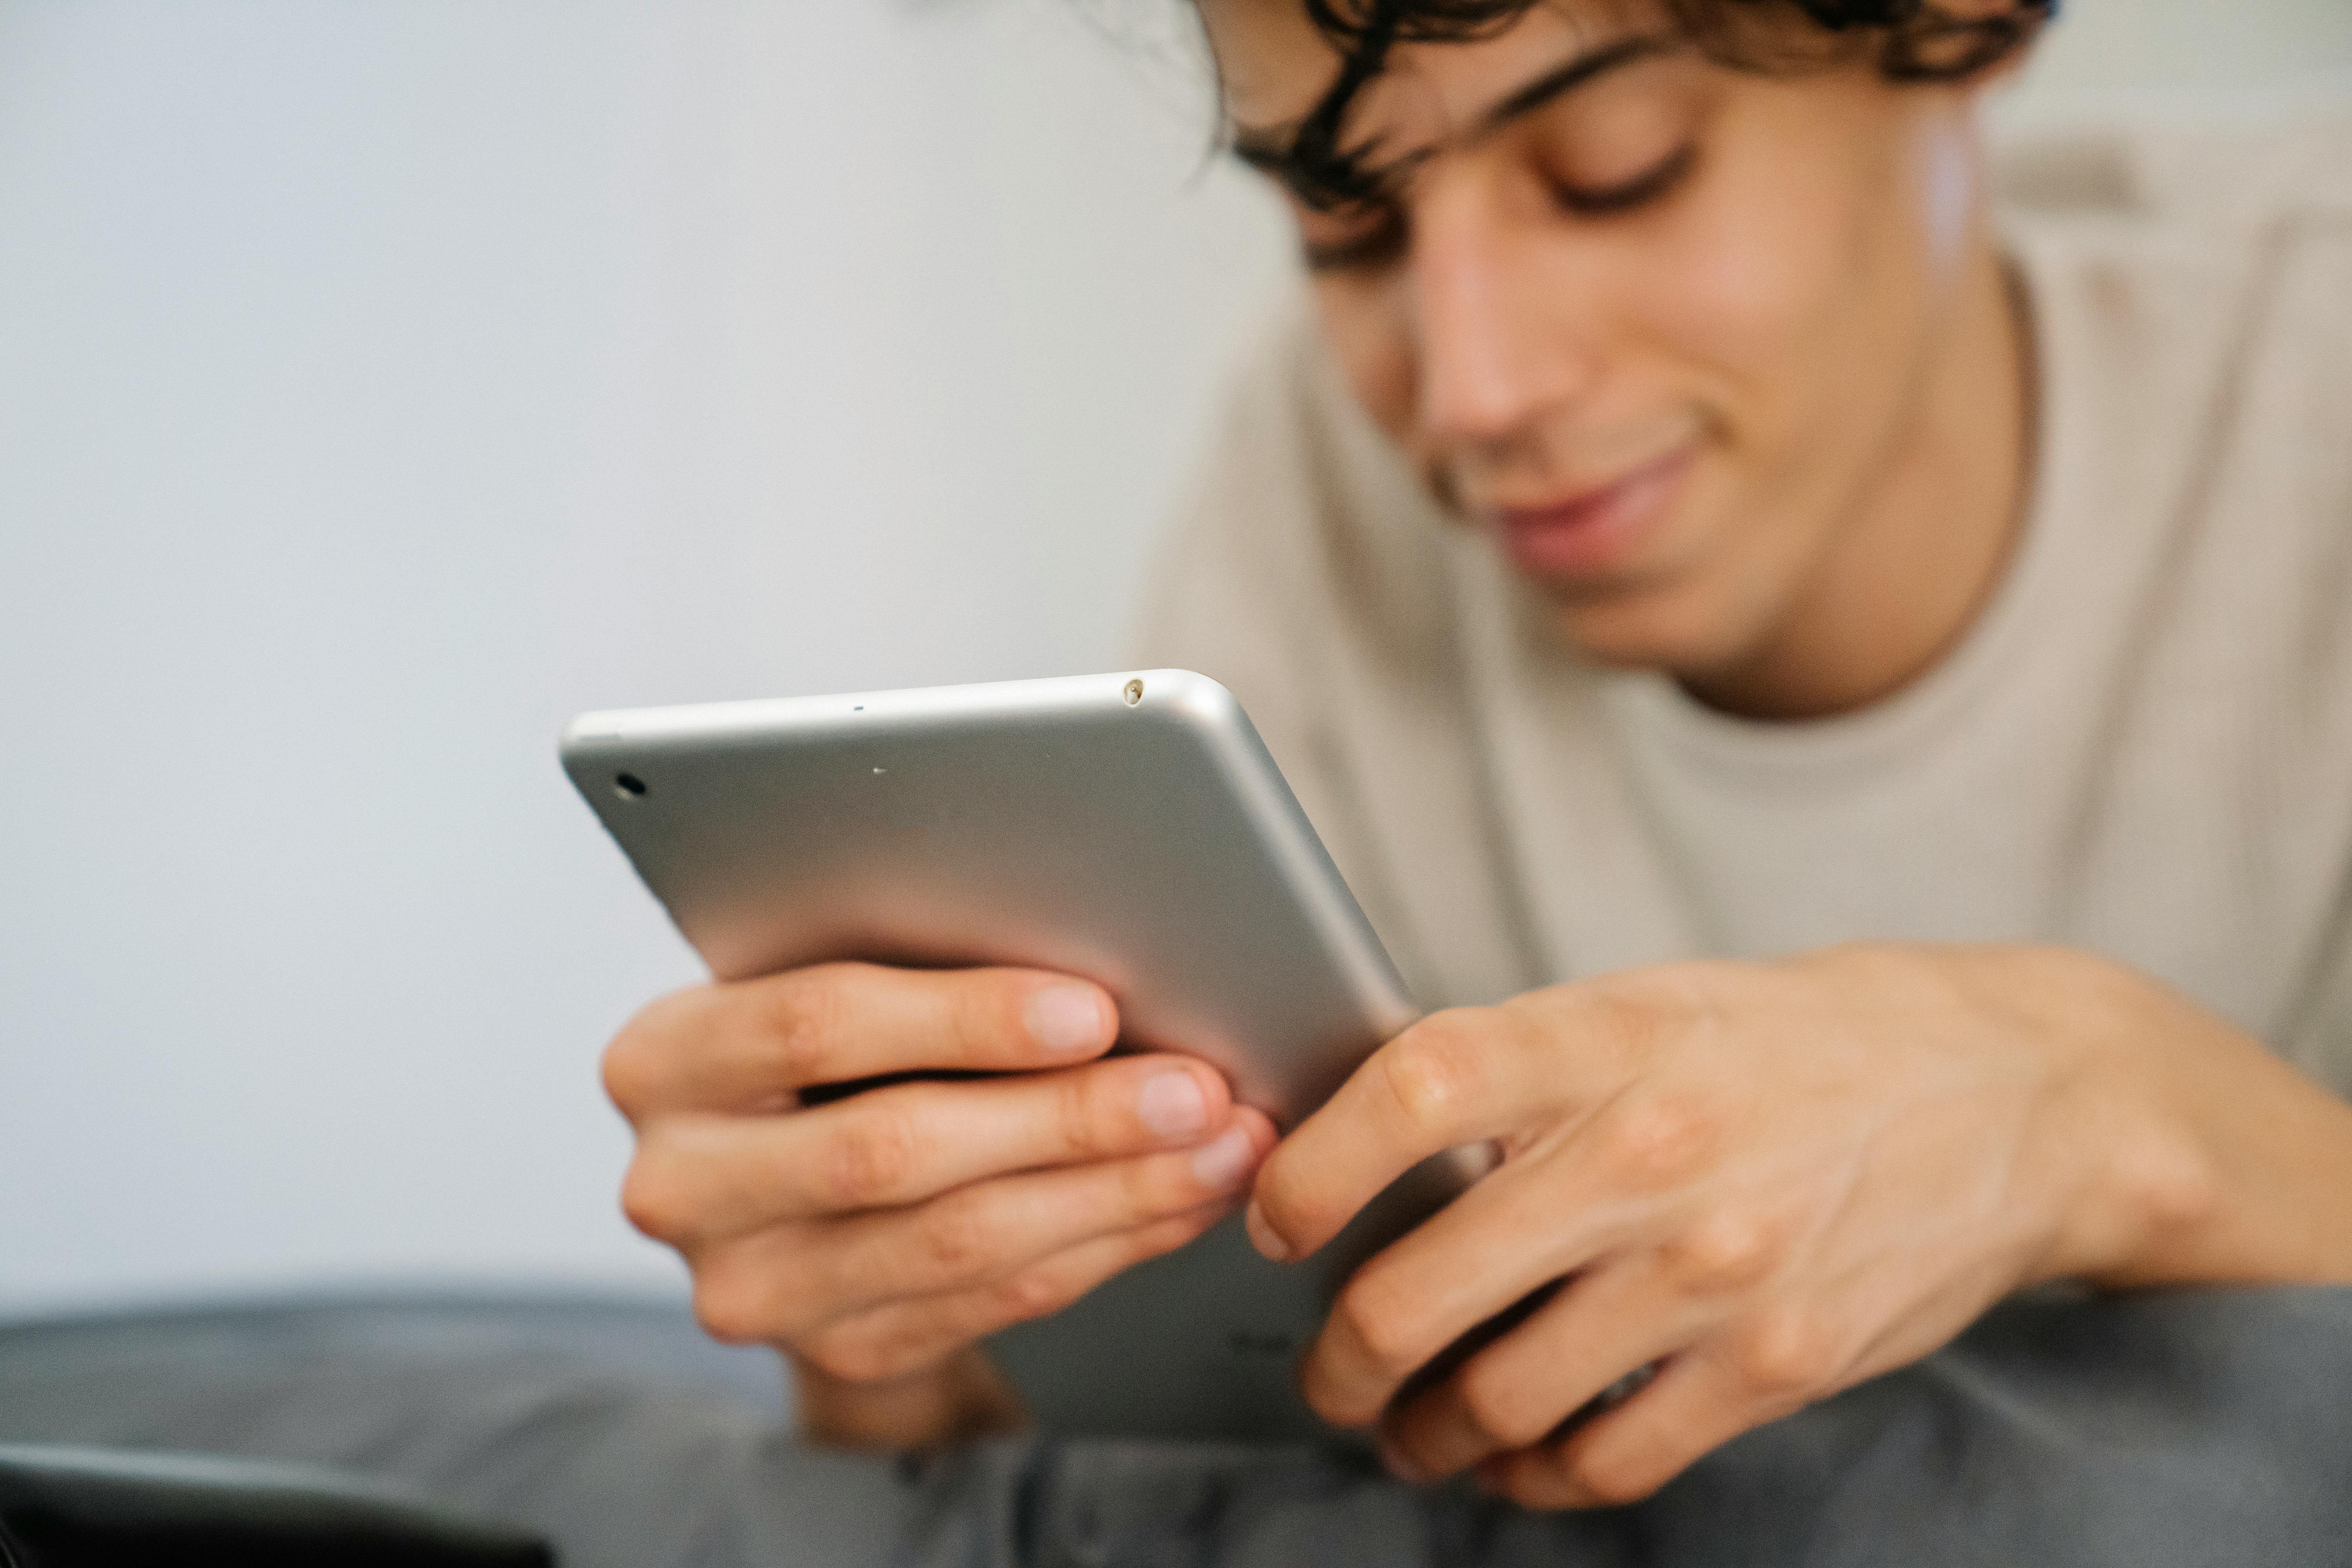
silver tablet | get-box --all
[561,668,1476,1442]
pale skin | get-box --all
[604,0,2352,1504]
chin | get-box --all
[1541,574,1760,677]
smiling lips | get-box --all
[1491,442,1697,579]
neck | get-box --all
[1681,237,2034,722]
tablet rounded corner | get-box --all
[1131,668,1246,734]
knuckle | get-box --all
[690,1269,774,1347]
[1375,1014,1490,1140]
[601,991,698,1114]
[1733,1307,1840,1397]
[1457,1364,1552,1449]
[756,969,855,1089]
[1594,1094,1720,1189]
[1501,1470,1557,1512]
[991,1265,1079,1327]
[1301,1372,1358,1431]
[2109,1122,2221,1236]
[1330,1269,1427,1378]
[617,1159,692,1242]
[1563,985,1678,1073]
[1251,1147,1318,1239]
[1061,1066,1123,1160]
[1567,1440,1670,1508]
[821,1105,921,1209]
[914,1193,1005,1284]
[1661,1208,1783,1295]
[599,1038,653,1118]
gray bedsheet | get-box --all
[2,1286,2347,1567]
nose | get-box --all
[1406,172,1599,451]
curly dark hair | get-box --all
[1273,0,2056,209]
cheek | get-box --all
[1626,94,1948,530]
[1639,158,1877,462]
[1311,278,1418,446]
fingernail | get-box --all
[1025,983,1109,1055]
[1137,1070,1209,1140]
[1189,1124,1257,1191]
[1378,1437,1424,1483]
[1244,1199,1291,1262]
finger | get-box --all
[1246,1003,1570,1265]
[1299,1091,1737,1427]
[1480,1345,1805,1511]
[688,1110,1277,1340]
[604,963,1117,1116]
[1297,1154,1612,1427]
[812,1107,1277,1308]
[796,1197,1243,1382]
[627,1054,1245,1243]
[1377,1261,1702,1482]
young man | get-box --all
[8,3,2350,1563]
[603,0,2352,1512]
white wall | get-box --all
[3,0,2348,1315]
[2018,0,2352,102]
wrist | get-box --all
[791,1347,1029,1452]
[2028,949,2352,1289]
[2040,1082,2220,1292]
[2019,951,2221,1289]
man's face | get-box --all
[1202,0,1994,679]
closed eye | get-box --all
[1549,142,1697,217]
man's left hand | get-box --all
[1244,943,2352,1509]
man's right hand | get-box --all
[603,962,1275,1448]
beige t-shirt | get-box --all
[1129,109,2352,1095]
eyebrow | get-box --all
[1230,31,1670,194]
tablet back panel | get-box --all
[561,670,1452,1441]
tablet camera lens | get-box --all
[614,772,648,799]
[1123,679,1144,706]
